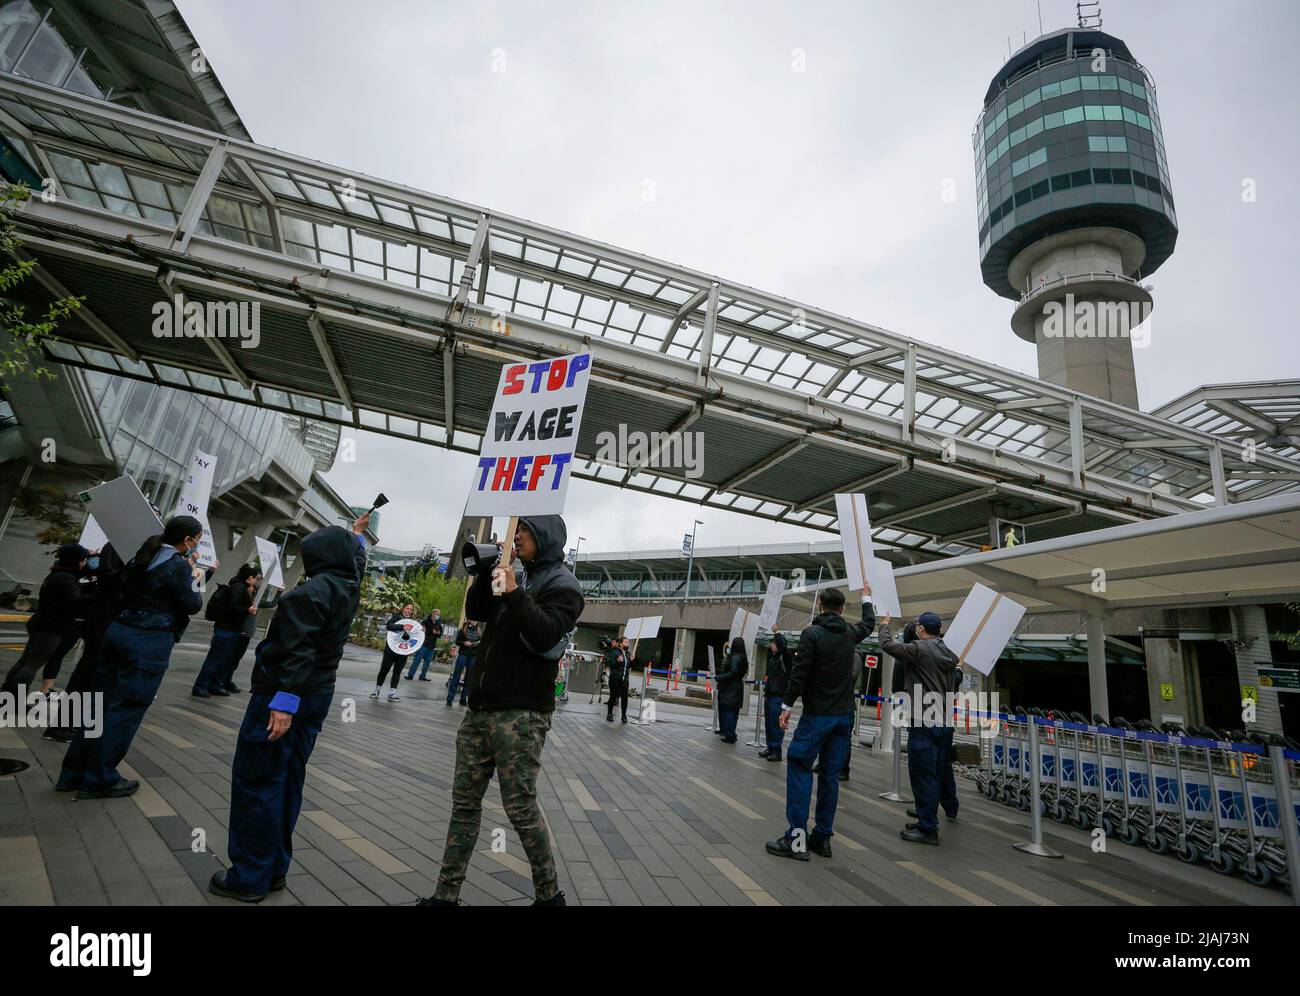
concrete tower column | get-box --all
[1232,604,1282,734]
[1009,229,1150,408]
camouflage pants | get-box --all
[435,708,557,902]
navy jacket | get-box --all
[116,548,204,642]
[251,527,366,712]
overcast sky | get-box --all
[179,0,1300,555]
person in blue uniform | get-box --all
[210,514,369,902]
[56,516,206,799]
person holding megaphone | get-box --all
[419,515,583,907]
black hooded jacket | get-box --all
[764,634,793,699]
[466,514,585,713]
[716,648,748,710]
[785,599,875,715]
[251,526,366,709]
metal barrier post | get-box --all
[1267,746,1300,906]
[745,680,766,749]
[878,724,912,803]
[1013,718,1064,858]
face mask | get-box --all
[86,557,101,571]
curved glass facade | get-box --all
[973,50,1178,297]
[83,371,298,515]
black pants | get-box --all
[2,631,63,692]
[606,677,629,718]
[376,649,403,688]
[42,627,82,680]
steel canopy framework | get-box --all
[3,72,1298,557]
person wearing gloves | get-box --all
[715,638,749,744]
[766,583,874,862]
[372,603,415,701]
[878,609,959,846]
[759,633,793,762]
[210,513,369,902]
[56,517,206,799]
[2,543,91,695]
[420,515,584,907]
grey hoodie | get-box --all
[878,624,959,701]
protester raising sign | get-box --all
[173,449,218,568]
[467,352,592,517]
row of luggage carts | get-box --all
[975,708,1300,893]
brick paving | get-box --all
[0,638,1288,907]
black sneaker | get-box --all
[621,716,627,724]
[42,728,74,743]
[900,827,939,846]
[533,890,566,906]
[418,677,431,682]
[191,689,210,698]
[417,895,459,906]
[76,778,140,800]
[209,871,266,903]
[757,749,771,759]
[224,683,241,694]
[606,714,614,722]
[765,835,809,861]
[721,736,737,744]
[271,875,286,892]
[766,753,783,763]
[209,687,230,697]
[808,834,832,858]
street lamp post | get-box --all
[682,519,703,603]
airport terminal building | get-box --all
[0,5,1297,735]
[0,0,375,593]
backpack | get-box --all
[204,583,230,622]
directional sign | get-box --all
[1258,668,1300,693]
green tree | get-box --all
[12,483,81,546]
[0,184,84,384]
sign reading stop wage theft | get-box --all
[467,352,593,516]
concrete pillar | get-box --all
[1009,229,1148,409]
[674,627,696,679]
[1086,613,1110,720]
[1143,634,1189,725]
[1232,605,1282,734]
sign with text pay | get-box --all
[468,352,592,516]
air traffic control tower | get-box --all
[974,29,1178,408]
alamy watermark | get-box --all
[593,425,705,479]
[0,685,103,737]
[151,295,261,349]
[1040,293,1151,348]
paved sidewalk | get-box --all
[0,641,1287,906]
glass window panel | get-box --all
[1062,106,1084,124]
[1060,77,1081,95]
[1084,105,1104,120]
[1081,74,1100,90]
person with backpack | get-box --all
[56,516,206,799]
[210,515,369,902]
[759,633,792,762]
[192,565,261,698]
